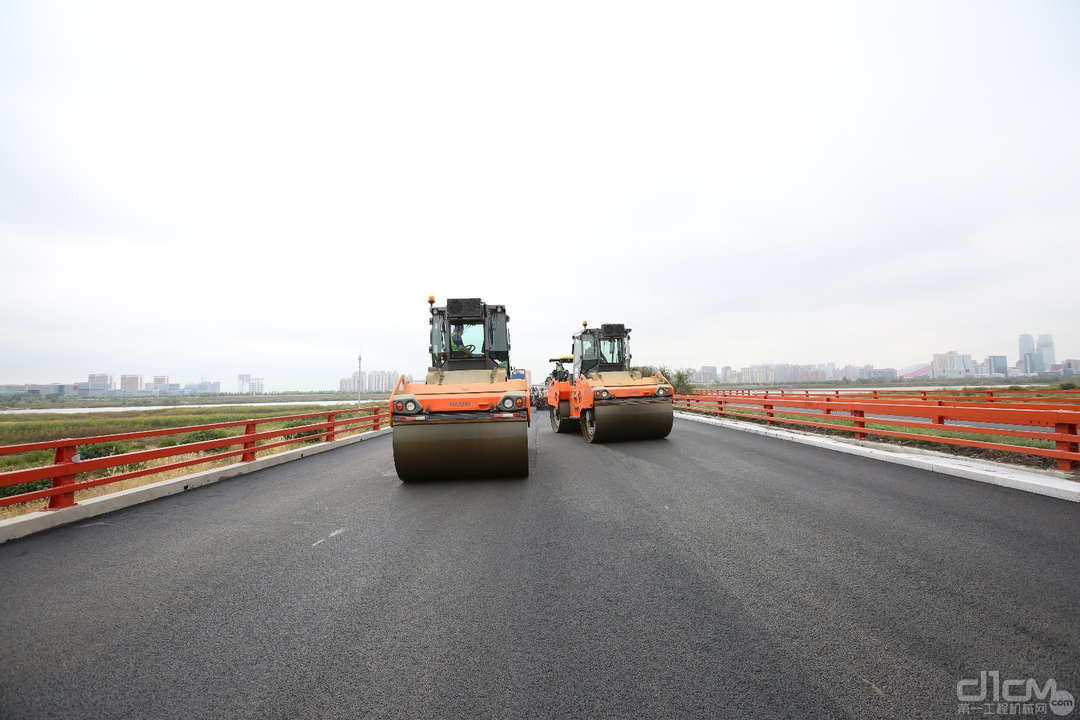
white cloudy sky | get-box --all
[2,1,1078,390]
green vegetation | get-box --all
[283,419,324,444]
[177,429,232,453]
[633,365,696,396]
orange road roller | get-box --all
[565,322,674,443]
[546,355,578,434]
[389,297,530,481]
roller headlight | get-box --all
[595,388,611,400]
[405,400,417,413]
[501,397,515,410]
[656,387,667,396]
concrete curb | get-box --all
[0,428,394,544]
[675,412,1080,503]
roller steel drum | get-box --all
[393,419,529,481]
[581,401,674,443]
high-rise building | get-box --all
[120,375,142,391]
[987,356,1008,376]
[238,374,251,393]
[1019,334,1035,361]
[88,373,113,389]
[153,376,169,389]
[1037,334,1056,367]
[699,366,717,383]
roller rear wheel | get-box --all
[550,401,579,434]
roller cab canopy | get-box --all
[429,297,511,373]
[571,322,632,383]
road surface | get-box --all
[1,417,1077,718]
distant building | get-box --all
[183,381,221,394]
[699,366,717,383]
[88,373,114,390]
[365,370,398,392]
[120,375,142,392]
[931,352,972,379]
[1019,334,1035,360]
[238,374,251,393]
[1037,334,1056,367]
[987,356,1008,376]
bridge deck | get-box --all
[1,419,1077,718]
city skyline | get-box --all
[1,329,1074,392]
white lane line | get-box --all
[329,528,345,537]
[312,538,326,547]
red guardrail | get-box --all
[0,406,384,510]
[694,388,1080,408]
[675,395,1080,471]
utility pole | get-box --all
[358,350,362,408]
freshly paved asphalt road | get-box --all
[1,417,1078,719]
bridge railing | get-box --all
[693,388,1080,410]
[675,395,1080,471]
[0,406,384,511]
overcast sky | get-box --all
[2,1,1077,391]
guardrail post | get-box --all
[46,443,79,510]
[853,410,866,439]
[242,423,257,462]
[373,406,382,431]
[1055,422,1078,472]
[765,403,774,426]
[326,412,336,443]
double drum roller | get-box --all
[389,297,530,482]
[547,322,675,444]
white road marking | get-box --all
[312,539,325,547]
[329,528,345,537]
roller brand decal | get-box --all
[449,401,472,407]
